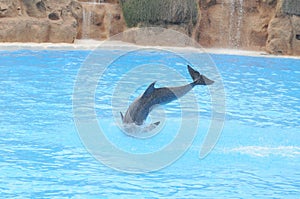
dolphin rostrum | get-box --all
[120,65,214,133]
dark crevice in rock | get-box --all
[36,1,46,12]
[48,12,60,20]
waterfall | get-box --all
[228,0,244,48]
[219,0,225,46]
[236,0,244,48]
[82,6,92,39]
[81,0,104,39]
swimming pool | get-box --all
[0,48,299,198]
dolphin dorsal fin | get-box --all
[142,81,156,98]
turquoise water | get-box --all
[0,49,299,198]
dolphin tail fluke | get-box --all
[187,65,214,85]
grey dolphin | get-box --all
[120,65,214,132]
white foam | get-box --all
[224,146,300,157]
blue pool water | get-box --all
[0,49,299,198]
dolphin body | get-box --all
[120,65,214,134]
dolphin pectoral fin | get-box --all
[143,121,160,132]
[121,121,161,137]
[153,121,160,126]
[142,81,156,98]
[120,112,124,121]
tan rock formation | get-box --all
[0,0,81,43]
[0,18,49,42]
[266,16,293,54]
[172,0,300,55]
[0,0,125,43]
[265,0,300,55]
[23,0,47,18]
[77,2,126,40]
[0,0,22,17]
[79,0,119,3]
[195,0,277,51]
[291,16,300,55]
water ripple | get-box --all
[0,50,299,198]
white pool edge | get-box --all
[0,40,299,59]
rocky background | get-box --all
[0,0,299,55]
[0,0,82,43]
[0,0,126,43]
[197,0,300,56]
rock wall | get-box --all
[77,0,126,40]
[266,0,300,55]
[0,0,126,43]
[195,0,300,55]
[0,0,83,43]
[0,0,299,55]
[195,0,277,51]
[119,0,300,55]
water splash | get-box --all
[225,146,300,158]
